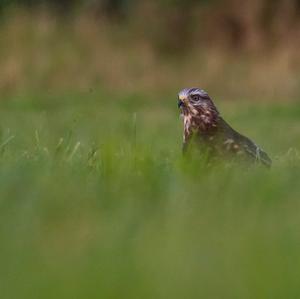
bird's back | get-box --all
[213,117,272,167]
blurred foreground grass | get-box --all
[1,91,300,298]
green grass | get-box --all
[0,91,300,299]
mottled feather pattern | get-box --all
[178,88,272,167]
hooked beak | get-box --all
[178,95,187,109]
[178,99,184,108]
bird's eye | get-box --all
[191,95,200,101]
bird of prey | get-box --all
[178,87,272,167]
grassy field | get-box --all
[0,90,300,299]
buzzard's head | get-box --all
[178,87,220,130]
[178,88,218,116]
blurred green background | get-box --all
[1,1,300,298]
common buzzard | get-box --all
[178,88,272,167]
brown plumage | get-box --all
[178,88,272,167]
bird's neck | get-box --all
[184,106,220,133]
